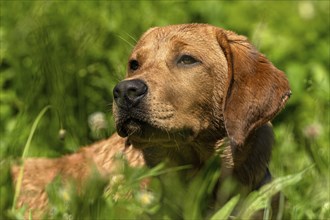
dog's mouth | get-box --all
[116,117,146,137]
[116,115,195,148]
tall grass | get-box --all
[12,105,52,212]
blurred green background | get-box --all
[0,1,329,219]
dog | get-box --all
[12,23,291,218]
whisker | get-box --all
[124,31,138,43]
[115,34,135,47]
[148,132,155,143]
[174,139,180,150]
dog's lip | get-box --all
[116,116,195,145]
[116,124,129,137]
[117,116,161,138]
[116,117,143,137]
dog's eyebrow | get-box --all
[167,36,192,47]
[173,40,190,46]
[171,41,200,55]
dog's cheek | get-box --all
[179,88,215,132]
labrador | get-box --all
[12,23,291,218]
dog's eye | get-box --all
[177,55,199,65]
[129,60,139,71]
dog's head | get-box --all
[112,24,290,149]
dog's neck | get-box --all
[220,123,274,188]
[139,140,218,168]
[128,123,274,189]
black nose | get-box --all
[113,79,148,108]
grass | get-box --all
[12,105,52,211]
[1,1,329,220]
[1,107,324,219]
[3,130,318,219]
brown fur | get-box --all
[12,24,290,218]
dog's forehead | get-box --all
[148,24,214,40]
[133,24,218,54]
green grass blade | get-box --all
[238,166,313,219]
[11,105,52,211]
[210,194,240,220]
[137,163,192,180]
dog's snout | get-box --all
[113,79,148,108]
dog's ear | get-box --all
[216,29,291,147]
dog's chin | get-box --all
[116,118,145,138]
[116,118,195,147]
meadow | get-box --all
[0,1,329,219]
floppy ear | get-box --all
[216,29,291,147]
